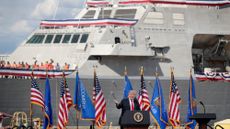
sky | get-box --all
[0,0,84,54]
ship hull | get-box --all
[0,78,229,126]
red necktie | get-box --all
[131,99,134,111]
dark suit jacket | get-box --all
[116,98,140,125]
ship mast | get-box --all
[52,0,60,20]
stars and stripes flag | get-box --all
[30,76,44,109]
[138,67,150,111]
[168,70,181,127]
[93,71,106,127]
[57,77,72,129]
[64,78,73,109]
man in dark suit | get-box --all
[115,90,140,129]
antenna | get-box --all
[53,0,60,20]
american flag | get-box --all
[138,69,150,111]
[30,77,44,108]
[168,71,181,127]
[64,79,73,109]
[58,78,71,129]
[93,71,106,127]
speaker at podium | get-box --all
[120,111,150,129]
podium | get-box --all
[189,113,216,129]
[120,111,150,129]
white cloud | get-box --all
[31,0,58,19]
[62,0,83,7]
[10,20,32,33]
[64,0,78,5]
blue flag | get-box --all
[74,72,81,110]
[79,79,95,119]
[43,78,53,129]
[150,77,168,129]
[185,74,197,129]
[123,75,133,98]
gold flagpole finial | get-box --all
[170,67,174,75]
[155,66,158,77]
[31,69,34,78]
[93,65,97,76]
[124,66,127,76]
[75,64,78,72]
[46,69,48,78]
[140,66,144,75]
[190,68,192,76]
[62,71,65,78]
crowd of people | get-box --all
[0,59,71,71]
[0,59,73,79]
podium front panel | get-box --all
[120,111,150,127]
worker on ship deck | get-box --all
[25,62,30,69]
[33,61,39,70]
[64,63,69,70]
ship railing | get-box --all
[39,18,138,30]
[0,54,9,61]
[0,68,75,79]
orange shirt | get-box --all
[64,64,69,70]
[5,64,11,68]
[12,63,17,68]
[16,64,22,69]
[25,64,30,69]
[39,64,45,70]
[45,63,49,70]
[48,64,54,70]
[33,64,39,69]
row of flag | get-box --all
[30,69,106,129]
[123,68,197,129]
[30,67,197,129]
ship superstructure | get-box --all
[8,0,230,77]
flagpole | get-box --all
[30,71,34,128]
[92,66,97,129]
[76,110,79,129]
[154,66,158,129]
[75,67,79,129]
[30,102,33,127]
[56,77,59,125]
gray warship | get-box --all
[1,0,230,127]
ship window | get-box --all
[114,9,137,19]
[82,10,96,19]
[98,10,112,19]
[62,34,72,43]
[71,34,80,43]
[26,34,45,44]
[80,34,89,43]
[53,34,63,43]
[144,12,164,24]
[172,13,184,25]
[44,35,54,44]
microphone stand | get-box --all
[199,101,206,114]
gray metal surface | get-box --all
[0,78,229,126]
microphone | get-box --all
[199,101,206,114]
